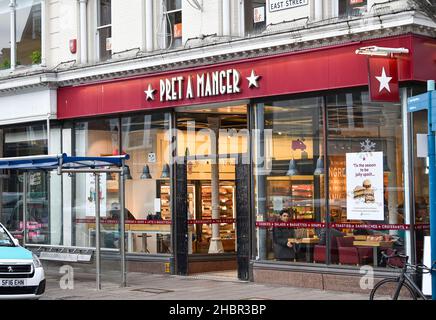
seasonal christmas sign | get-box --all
[346,151,384,221]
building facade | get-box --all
[0,0,435,292]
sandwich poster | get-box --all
[346,152,384,221]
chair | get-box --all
[336,236,373,266]
[313,235,339,264]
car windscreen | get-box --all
[0,225,14,247]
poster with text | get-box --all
[85,173,107,217]
[346,151,384,221]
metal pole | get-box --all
[23,172,28,245]
[427,80,436,300]
[95,173,101,290]
[401,88,414,262]
[119,162,126,287]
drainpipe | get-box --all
[9,0,16,70]
[40,0,46,66]
[314,0,323,21]
[145,0,153,52]
[222,0,230,37]
[79,0,88,64]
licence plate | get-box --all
[0,279,26,287]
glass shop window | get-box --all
[326,90,406,268]
[253,98,327,264]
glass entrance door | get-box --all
[176,104,248,258]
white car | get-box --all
[0,223,45,299]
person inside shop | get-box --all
[109,202,136,221]
[272,209,297,261]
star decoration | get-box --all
[144,84,156,101]
[246,70,260,88]
[375,67,392,93]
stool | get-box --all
[136,233,151,253]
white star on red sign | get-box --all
[246,70,260,88]
[375,67,392,93]
[144,84,156,101]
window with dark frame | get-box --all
[164,0,182,49]
[245,0,266,36]
[97,0,112,61]
[339,0,367,17]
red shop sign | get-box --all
[57,35,436,119]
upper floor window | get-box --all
[97,0,111,61]
[16,0,42,65]
[339,0,367,17]
[245,0,266,36]
[163,0,182,49]
[0,0,41,70]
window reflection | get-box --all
[16,0,42,66]
[0,123,48,245]
[253,98,326,263]
[122,113,172,254]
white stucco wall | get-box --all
[111,0,145,54]
[182,0,221,44]
[46,0,78,68]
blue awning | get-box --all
[0,154,129,171]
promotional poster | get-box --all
[346,151,384,221]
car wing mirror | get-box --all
[13,238,20,246]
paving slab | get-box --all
[40,267,370,300]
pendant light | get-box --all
[286,159,299,176]
[160,163,170,179]
[124,165,133,180]
[314,157,324,176]
[140,164,152,179]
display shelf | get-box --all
[157,182,195,221]
[200,183,235,243]
[266,179,314,220]
[159,184,171,220]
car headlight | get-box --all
[32,253,42,268]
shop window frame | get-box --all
[250,86,410,270]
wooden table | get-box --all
[353,240,394,266]
[288,238,320,244]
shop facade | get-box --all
[18,33,435,291]
[0,86,61,246]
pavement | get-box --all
[40,267,370,300]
